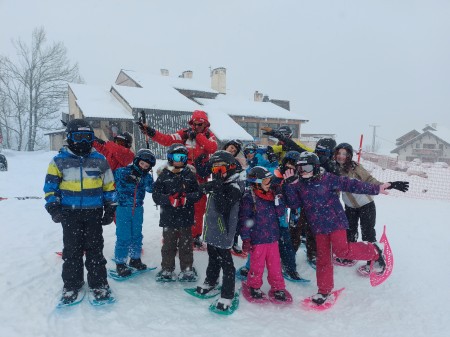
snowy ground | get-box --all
[1,150,449,337]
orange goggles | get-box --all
[211,164,235,175]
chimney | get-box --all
[262,95,270,102]
[160,69,169,76]
[180,70,193,79]
[254,91,263,102]
[210,67,227,94]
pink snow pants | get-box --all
[247,242,286,291]
[316,229,379,294]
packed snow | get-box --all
[0,150,449,337]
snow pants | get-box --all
[290,210,316,261]
[192,194,207,238]
[278,226,297,274]
[345,201,377,243]
[114,206,144,264]
[61,208,108,290]
[161,226,193,272]
[316,229,379,294]
[247,242,285,291]
[205,245,235,300]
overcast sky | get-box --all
[1,0,450,153]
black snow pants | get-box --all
[345,201,377,243]
[205,245,235,300]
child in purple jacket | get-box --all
[282,152,391,305]
[239,166,288,302]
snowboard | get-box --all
[282,271,310,283]
[370,225,394,287]
[88,288,116,306]
[235,265,248,281]
[209,290,240,315]
[241,281,269,304]
[184,285,222,299]
[108,266,157,281]
[56,288,86,308]
[301,287,345,311]
[357,264,370,277]
[268,289,293,305]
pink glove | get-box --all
[242,239,251,253]
[282,169,299,184]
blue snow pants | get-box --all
[114,206,144,264]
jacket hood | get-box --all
[188,110,210,127]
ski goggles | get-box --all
[244,149,256,155]
[69,131,94,143]
[297,164,314,173]
[168,153,188,163]
[247,177,272,185]
[315,148,331,157]
[211,164,235,175]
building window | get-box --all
[238,122,258,138]
[416,143,420,148]
[423,144,436,149]
[439,144,444,150]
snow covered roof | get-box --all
[69,83,134,120]
[202,107,254,142]
[120,70,219,95]
[429,126,450,145]
[196,96,308,121]
[391,125,450,153]
[111,84,199,112]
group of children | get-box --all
[44,118,409,311]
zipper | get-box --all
[79,157,84,208]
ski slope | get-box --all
[0,150,449,337]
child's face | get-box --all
[225,145,238,156]
[261,177,271,191]
[138,160,151,171]
[245,152,255,160]
[335,149,348,165]
[173,160,185,168]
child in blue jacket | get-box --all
[114,149,156,277]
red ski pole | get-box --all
[357,134,363,163]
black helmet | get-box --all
[65,119,94,156]
[223,139,243,157]
[167,143,188,166]
[277,126,293,139]
[280,151,302,174]
[115,132,133,148]
[334,143,354,160]
[209,150,237,179]
[247,166,273,185]
[295,152,321,179]
[243,143,258,156]
[133,148,156,174]
[315,138,336,159]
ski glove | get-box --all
[283,169,299,184]
[199,179,223,194]
[242,239,251,253]
[137,122,156,137]
[169,193,186,207]
[47,205,63,223]
[102,204,117,226]
[94,137,105,145]
[125,174,139,184]
[387,181,409,192]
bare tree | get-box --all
[0,27,81,150]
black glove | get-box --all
[125,174,139,184]
[47,204,63,223]
[387,181,409,192]
[199,179,223,194]
[102,204,117,226]
[266,146,278,163]
[187,130,196,140]
[137,122,156,137]
[94,137,105,145]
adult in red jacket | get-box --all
[139,110,218,247]
[93,132,135,171]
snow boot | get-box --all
[232,244,243,254]
[373,242,386,274]
[91,285,112,301]
[273,290,287,301]
[250,287,263,299]
[61,287,81,305]
[335,257,355,265]
[239,267,249,278]
[196,282,217,295]
[286,270,302,281]
[156,270,176,281]
[116,263,132,277]
[311,292,329,305]
[216,297,232,311]
[129,258,147,270]
[178,267,198,281]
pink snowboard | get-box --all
[268,289,293,305]
[241,282,269,304]
[301,288,345,311]
[370,225,394,287]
